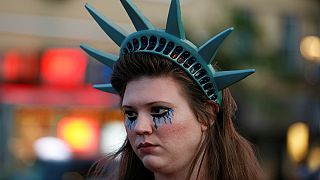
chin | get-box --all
[141,155,165,172]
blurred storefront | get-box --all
[0,47,127,179]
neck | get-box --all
[154,150,208,180]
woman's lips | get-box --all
[137,142,158,154]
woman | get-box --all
[81,0,263,179]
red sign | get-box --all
[41,49,87,87]
[2,50,39,83]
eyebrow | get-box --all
[121,105,133,110]
[121,101,173,109]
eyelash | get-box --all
[151,106,171,117]
[124,110,137,121]
[124,106,171,121]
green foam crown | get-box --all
[80,0,255,106]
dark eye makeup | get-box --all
[150,106,171,117]
[124,110,138,121]
[123,106,171,120]
[123,105,174,129]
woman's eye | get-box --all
[151,107,169,117]
[124,111,137,121]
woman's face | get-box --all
[122,76,205,175]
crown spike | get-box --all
[198,27,233,64]
[214,69,255,91]
[120,0,154,31]
[80,44,118,69]
[85,3,128,46]
[165,0,185,39]
[93,84,118,94]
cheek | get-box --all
[126,128,136,145]
[158,120,202,144]
[160,122,185,135]
[161,110,203,148]
[167,110,202,137]
[155,122,203,168]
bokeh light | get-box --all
[33,137,72,162]
[57,117,99,157]
[287,122,309,163]
[300,36,320,62]
[41,49,87,87]
[307,146,320,172]
[101,121,127,154]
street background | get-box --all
[0,0,319,179]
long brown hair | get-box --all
[89,52,263,180]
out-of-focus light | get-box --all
[57,117,99,157]
[101,121,127,154]
[308,146,320,172]
[1,50,39,83]
[33,137,72,162]
[300,36,320,62]
[41,48,87,87]
[2,50,22,81]
[287,122,309,162]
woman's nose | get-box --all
[134,114,153,135]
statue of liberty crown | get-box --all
[80,0,255,106]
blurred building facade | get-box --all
[0,0,319,179]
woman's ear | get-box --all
[201,101,219,131]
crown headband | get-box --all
[80,0,255,106]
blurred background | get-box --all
[0,0,319,179]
